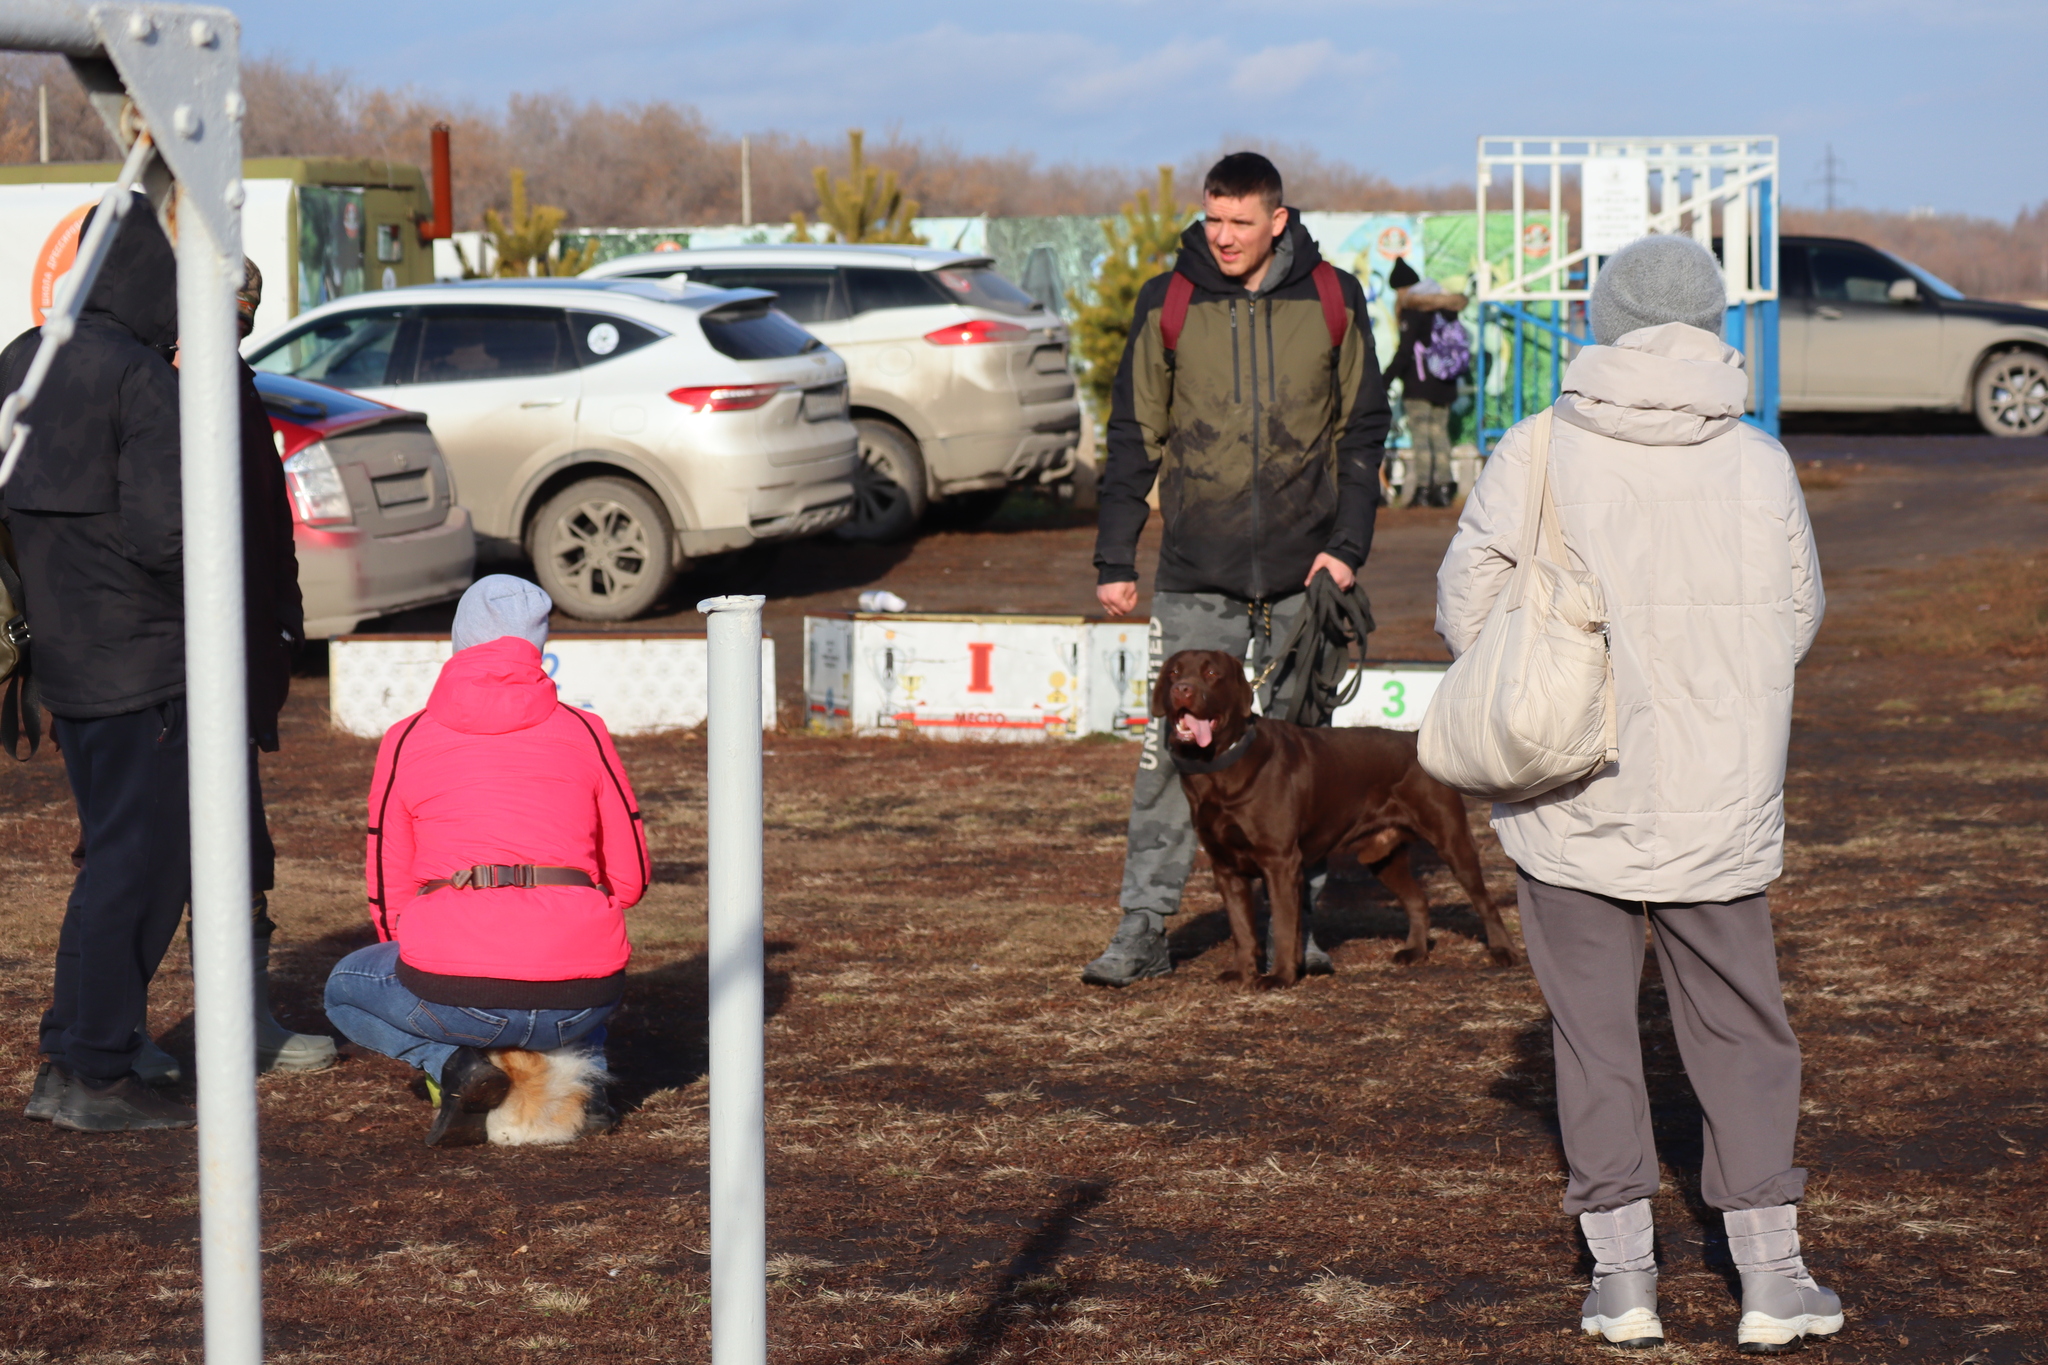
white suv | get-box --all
[245,279,857,620]
[584,245,1082,540]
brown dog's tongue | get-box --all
[1175,714,1215,747]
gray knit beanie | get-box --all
[1589,234,1728,345]
[451,574,553,652]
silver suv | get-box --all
[585,245,1082,539]
[246,279,857,620]
[1782,235,2048,436]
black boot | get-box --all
[52,1073,196,1132]
[23,1060,68,1122]
[582,1085,620,1137]
[425,1047,510,1148]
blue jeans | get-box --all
[323,942,613,1081]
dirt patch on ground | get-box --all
[2,440,2045,1362]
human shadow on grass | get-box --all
[602,940,795,1111]
[1486,950,1734,1292]
[943,1179,1111,1365]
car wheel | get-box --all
[835,419,928,543]
[1380,451,1420,508]
[1974,351,2048,437]
[528,477,676,621]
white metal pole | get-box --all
[178,184,263,1365]
[37,82,49,163]
[700,593,766,1365]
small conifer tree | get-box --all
[1068,167,1191,422]
[485,169,598,277]
[791,130,925,245]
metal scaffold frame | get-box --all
[0,14,778,1365]
[0,3,257,1360]
[1473,134,1780,452]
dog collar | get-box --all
[1170,719,1259,775]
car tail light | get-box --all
[667,383,785,412]
[282,441,353,526]
[923,319,1028,346]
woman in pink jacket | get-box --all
[324,576,648,1147]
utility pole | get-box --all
[1814,144,1851,213]
[37,83,48,163]
[740,136,753,226]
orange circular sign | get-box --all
[1376,226,1411,259]
[32,202,92,326]
[1521,222,1553,259]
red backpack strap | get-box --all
[1159,271,1195,354]
[1311,262,1347,350]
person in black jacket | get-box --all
[1,198,311,1132]
[1381,260,1470,507]
[227,256,334,1076]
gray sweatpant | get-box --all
[1406,398,1453,487]
[1119,590,1327,916]
[1517,875,1808,1216]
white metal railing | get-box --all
[1475,135,1780,305]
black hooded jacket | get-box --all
[1094,213,1390,600]
[0,198,301,737]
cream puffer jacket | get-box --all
[1435,322,1824,903]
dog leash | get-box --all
[1249,573,1377,726]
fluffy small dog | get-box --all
[485,1048,609,1146]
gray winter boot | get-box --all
[134,1033,183,1087]
[1724,1205,1843,1354]
[1579,1197,1663,1348]
[1080,910,1172,987]
[254,928,338,1073]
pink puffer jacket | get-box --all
[364,637,647,989]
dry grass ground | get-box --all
[1,479,2044,1361]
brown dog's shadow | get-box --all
[1165,846,1502,967]
[1316,847,1505,958]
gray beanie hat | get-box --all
[451,574,553,652]
[1589,234,1728,345]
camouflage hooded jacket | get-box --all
[1094,215,1390,601]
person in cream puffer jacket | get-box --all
[1435,234,1840,1354]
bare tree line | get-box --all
[5,56,2045,298]
[1782,206,2048,303]
[0,56,1470,225]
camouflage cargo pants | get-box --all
[1119,590,1331,916]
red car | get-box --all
[255,371,475,637]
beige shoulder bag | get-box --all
[1417,407,1617,802]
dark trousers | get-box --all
[40,699,275,1080]
[1517,874,1807,1216]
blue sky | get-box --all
[234,0,2046,219]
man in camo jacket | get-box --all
[1083,152,1391,986]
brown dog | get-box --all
[1157,649,1520,988]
